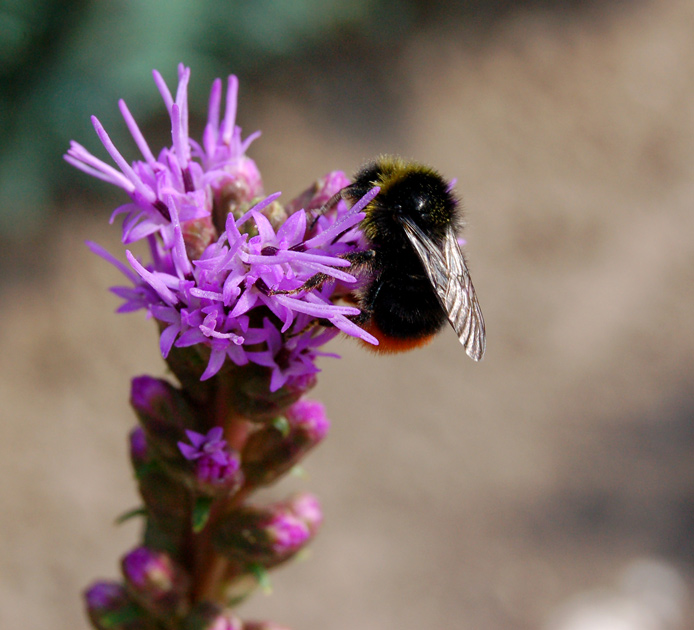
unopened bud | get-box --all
[213,157,265,232]
[182,215,217,261]
[259,200,289,232]
[214,503,312,566]
[137,466,190,550]
[121,546,189,617]
[230,363,314,422]
[242,399,329,486]
[130,376,198,460]
[287,492,322,537]
[285,399,330,440]
[129,426,150,471]
[84,580,147,630]
[284,170,350,216]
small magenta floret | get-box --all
[265,509,311,555]
[84,580,128,612]
[287,492,323,536]
[178,427,241,486]
[285,399,330,441]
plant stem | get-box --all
[192,383,252,603]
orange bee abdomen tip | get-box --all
[358,320,435,354]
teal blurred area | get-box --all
[0,0,594,241]
[0,0,406,236]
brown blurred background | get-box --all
[2,1,694,628]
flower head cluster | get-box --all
[66,64,378,387]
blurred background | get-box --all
[2,0,694,628]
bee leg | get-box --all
[285,318,327,338]
[268,272,331,296]
[268,249,377,296]
[341,249,377,267]
[349,277,381,326]
[348,308,371,325]
[285,290,374,339]
[287,309,370,339]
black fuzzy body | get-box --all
[342,157,460,343]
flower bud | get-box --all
[130,376,198,460]
[242,399,330,487]
[129,426,150,471]
[284,170,350,216]
[213,157,265,232]
[160,342,217,403]
[226,363,314,423]
[84,580,148,630]
[285,399,330,440]
[233,200,276,237]
[214,502,312,566]
[264,511,309,558]
[85,580,126,611]
[287,492,322,537]
[121,546,190,617]
[137,466,190,551]
[182,215,217,261]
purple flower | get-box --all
[83,581,140,630]
[178,427,241,486]
[129,426,149,462]
[214,501,315,563]
[287,492,323,536]
[264,509,311,556]
[84,581,127,612]
[121,547,189,616]
[122,547,178,594]
[66,64,379,384]
[285,399,330,441]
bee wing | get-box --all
[399,217,486,361]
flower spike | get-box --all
[68,65,380,630]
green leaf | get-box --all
[193,496,214,533]
[249,563,273,594]
[271,415,290,437]
[114,506,147,525]
[101,602,142,628]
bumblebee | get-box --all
[278,156,486,360]
[341,156,486,360]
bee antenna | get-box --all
[308,190,344,230]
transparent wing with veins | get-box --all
[399,217,486,361]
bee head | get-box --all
[345,157,460,246]
[381,168,457,242]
